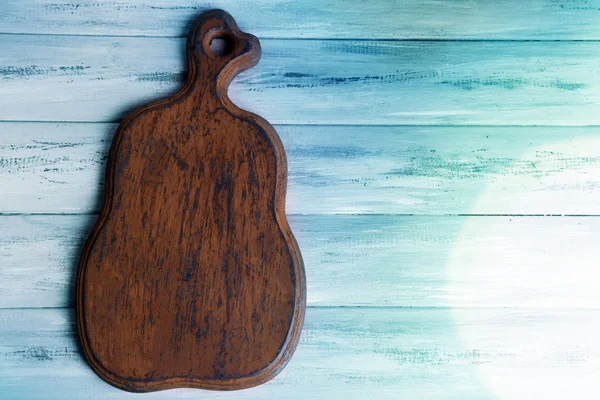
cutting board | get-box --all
[76,9,306,392]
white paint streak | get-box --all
[2,0,600,39]
[1,37,600,124]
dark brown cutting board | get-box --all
[76,9,306,392]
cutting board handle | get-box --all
[186,9,261,93]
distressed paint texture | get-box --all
[3,308,600,399]
[2,1,600,399]
[3,123,600,214]
[3,214,600,309]
[2,36,600,124]
[3,1,600,39]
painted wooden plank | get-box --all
[3,123,600,215]
[3,214,600,309]
[3,1,600,40]
[2,36,600,125]
[3,307,600,399]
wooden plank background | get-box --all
[3,36,600,125]
[3,123,600,214]
[3,214,600,309]
[2,1,600,399]
[3,0,600,39]
[4,307,600,400]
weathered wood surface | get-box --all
[3,1,600,398]
[3,36,600,125]
[3,307,600,399]
[3,0,600,40]
[4,214,600,309]
[3,123,600,215]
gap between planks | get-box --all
[6,32,600,42]
[7,120,600,128]
[6,305,600,311]
[4,213,600,217]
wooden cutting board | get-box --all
[76,9,306,392]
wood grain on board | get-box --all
[2,36,600,125]
[2,0,600,40]
[75,10,305,391]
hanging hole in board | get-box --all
[209,35,234,57]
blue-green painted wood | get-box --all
[3,123,600,214]
[3,0,600,40]
[3,214,600,309]
[2,35,600,124]
[3,1,600,399]
[3,307,600,399]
